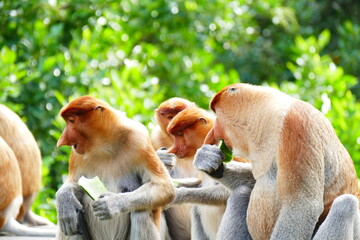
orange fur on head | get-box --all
[151,98,195,150]
[155,98,195,132]
[60,96,110,118]
[167,107,214,158]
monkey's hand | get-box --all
[92,192,128,220]
[156,148,177,171]
[56,182,84,236]
[193,144,225,176]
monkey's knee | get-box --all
[130,211,161,240]
[331,194,359,217]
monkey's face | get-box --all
[155,98,195,133]
[205,119,233,150]
[155,111,177,132]
[57,115,89,154]
[208,83,249,150]
[168,121,213,158]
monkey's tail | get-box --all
[2,217,57,237]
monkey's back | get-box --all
[0,136,23,228]
[0,105,42,198]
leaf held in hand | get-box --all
[220,140,233,163]
[78,176,107,200]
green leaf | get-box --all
[78,176,108,200]
[220,140,233,163]
[318,29,331,51]
[0,47,16,65]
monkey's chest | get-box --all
[81,174,142,239]
[247,178,279,240]
[82,196,131,239]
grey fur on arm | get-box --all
[193,144,255,190]
[56,182,85,236]
[173,184,230,206]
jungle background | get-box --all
[1,0,360,223]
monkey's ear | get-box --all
[199,117,207,125]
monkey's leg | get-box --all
[190,206,210,240]
[3,218,57,237]
[313,194,360,240]
[21,193,55,226]
[129,210,161,240]
[217,186,252,240]
[159,212,173,240]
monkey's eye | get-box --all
[228,87,237,92]
[68,117,75,124]
[167,115,174,120]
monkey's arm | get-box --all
[172,177,202,188]
[56,181,85,236]
[172,184,230,205]
[92,150,175,220]
[193,144,255,190]
[92,174,175,220]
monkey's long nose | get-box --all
[57,133,68,147]
[166,145,177,154]
[204,127,217,145]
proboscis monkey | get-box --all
[151,98,195,240]
[0,136,55,237]
[55,96,175,240]
[151,97,195,151]
[193,83,359,239]
[166,106,238,240]
[151,97,195,173]
[0,105,53,226]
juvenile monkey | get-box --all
[194,83,359,239]
[151,98,196,240]
[151,97,195,151]
[166,107,235,240]
[151,98,195,172]
[55,96,175,240]
[0,136,55,237]
[0,105,53,226]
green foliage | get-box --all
[280,31,360,174]
[0,0,359,222]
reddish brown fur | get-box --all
[278,101,315,199]
[0,137,22,228]
[210,84,235,112]
[152,208,162,229]
[167,107,214,158]
[0,105,42,222]
[151,98,194,150]
[60,96,110,118]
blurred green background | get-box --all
[1,0,359,223]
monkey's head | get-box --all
[155,97,195,133]
[57,96,112,154]
[205,83,258,150]
[167,107,214,159]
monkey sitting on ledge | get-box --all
[55,96,175,240]
[193,83,359,240]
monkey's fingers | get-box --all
[92,200,105,211]
[93,206,112,220]
[98,192,113,199]
[60,217,78,236]
[194,145,225,174]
